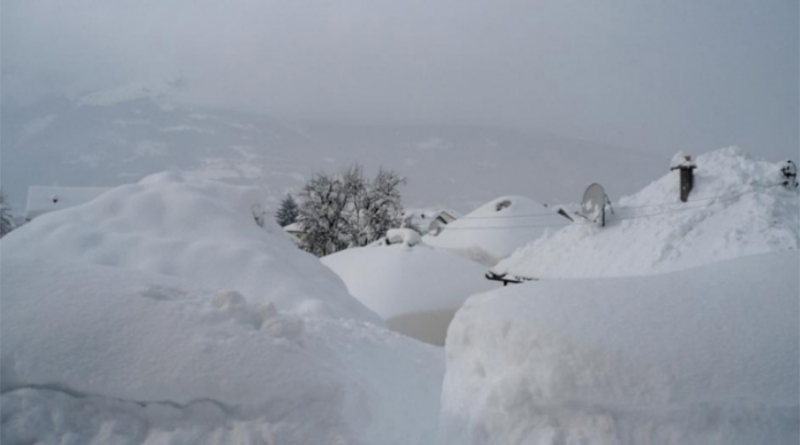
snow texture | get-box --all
[386,228,422,246]
[424,195,570,266]
[494,147,800,278]
[322,243,497,345]
[440,250,800,445]
[1,260,444,445]
[3,171,380,322]
[1,173,444,444]
[25,185,110,220]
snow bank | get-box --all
[494,147,799,278]
[2,171,380,322]
[424,195,569,266]
[386,228,422,246]
[440,250,799,445]
[322,244,497,345]
[1,257,444,444]
[2,173,448,442]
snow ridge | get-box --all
[494,147,799,278]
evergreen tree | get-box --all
[275,194,299,227]
[0,191,15,238]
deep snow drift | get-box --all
[1,260,444,444]
[322,243,497,345]
[440,251,800,445]
[1,173,444,444]
[424,195,571,266]
[2,171,380,322]
[493,147,799,278]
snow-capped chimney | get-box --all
[670,154,697,202]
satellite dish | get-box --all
[581,183,608,226]
[428,219,443,236]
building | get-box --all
[427,210,458,236]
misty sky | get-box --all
[2,0,797,159]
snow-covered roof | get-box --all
[25,186,110,221]
[494,147,799,279]
[11,173,380,323]
[423,195,568,266]
[283,221,304,233]
[403,208,461,233]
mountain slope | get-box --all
[1,86,666,214]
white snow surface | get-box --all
[1,259,444,445]
[1,173,443,444]
[322,243,496,321]
[424,195,569,266]
[386,228,422,246]
[25,185,110,220]
[440,250,800,445]
[3,171,380,322]
[494,147,800,278]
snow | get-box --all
[322,243,497,345]
[670,151,697,168]
[386,228,421,246]
[1,259,444,444]
[5,172,380,322]
[283,221,303,232]
[494,147,800,278]
[424,195,571,266]
[440,250,800,445]
[25,185,110,221]
[1,173,444,444]
[403,207,461,234]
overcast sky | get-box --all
[2,0,797,158]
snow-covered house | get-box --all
[403,208,460,235]
[283,221,306,242]
[25,186,110,221]
[408,210,457,235]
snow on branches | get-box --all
[297,165,405,256]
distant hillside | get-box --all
[1,84,666,213]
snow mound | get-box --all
[440,251,799,445]
[25,185,110,220]
[322,244,497,345]
[386,228,422,246]
[404,207,462,233]
[424,195,569,266]
[494,147,799,278]
[1,259,444,444]
[2,171,380,322]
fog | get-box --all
[2,0,797,158]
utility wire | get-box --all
[439,185,788,231]
[453,183,785,221]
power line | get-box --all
[450,184,784,221]
[438,185,789,231]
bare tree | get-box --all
[297,170,352,256]
[296,165,405,256]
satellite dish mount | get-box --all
[580,183,612,227]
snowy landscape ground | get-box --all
[1,143,797,444]
[2,1,797,442]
